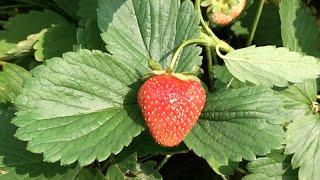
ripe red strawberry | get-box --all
[138,74,206,147]
[202,0,247,26]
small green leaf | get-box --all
[0,10,70,60]
[184,86,285,174]
[280,0,320,57]
[106,153,162,180]
[213,65,248,89]
[0,63,30,103]
[0,104,80,180]
[98,0,202,75]
[285,113,320,180]
[243,150,298,180]
[77,0,98,19]
[223,46,320,87]
[13,50,144,166]
[34,24,77,61]
[77,19,105,51]
[53,0,80,19]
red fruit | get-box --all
[138,74,206,147]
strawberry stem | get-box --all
[195,0,234,52]
[167,37,210,73]
[156,155,171,171]
[205,46,214,91]
[246,0,265,46]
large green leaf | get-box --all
[0,104,80,179]
[0,63,30,103]
[13,50,144,166]
[223,46,320,87]
[231,1,282,46]
[277,79,317,121]
[243,150,298,180]
[0,10,70,60]
[98,0,202,75]
[280,0,320,57]
[184,86,285,175]
[285,113,320,180]
[53,0,80,19]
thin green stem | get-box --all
[0,4,33,9]
[139,154,154,162]
[156,155,171,171]
[167,38,210,72]
[236,167,247,175]
[205,46,214,91]
[246,0,265,46]
[211,48,218,65]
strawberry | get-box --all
[138,73,206,147]
[202,0,247,26]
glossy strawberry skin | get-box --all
[138,74,206,147]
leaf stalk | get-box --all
[156,155,171,171]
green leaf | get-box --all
[280,0,320,57]
[243,150,298,180]
[0,104,80,179]
[53,0,80,19]
[285,113,320,180]
[98,0,202,75]
[231,1,282,46]
[0,63,30,103]
[223,46,320,87]
[277,79,317,121]
[0,10,70,60]
[77,19,105,51]
[13,50,144,166]
[76,168,105,180]
[34,24,77,61]
[184,86,285,171]
[77,0,98,19]
[106,153,162,180]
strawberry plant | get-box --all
[0,0,320,179]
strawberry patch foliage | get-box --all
[0,0,319,179]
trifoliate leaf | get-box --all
[243,150,298,180]
[0,10,70,60]
[77,0,98,19]
[13,50,144,166]
[0,103,80,180]
[34,24,77,61]
[98,0,202,75]
[77,19,105,51]
[0,63,30,103]
[285,113,320,180]
[223,46,320,87]
[280,0,320,57]
[231,1,282,46]
[277,79,317,121]
[184,86,285,170]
